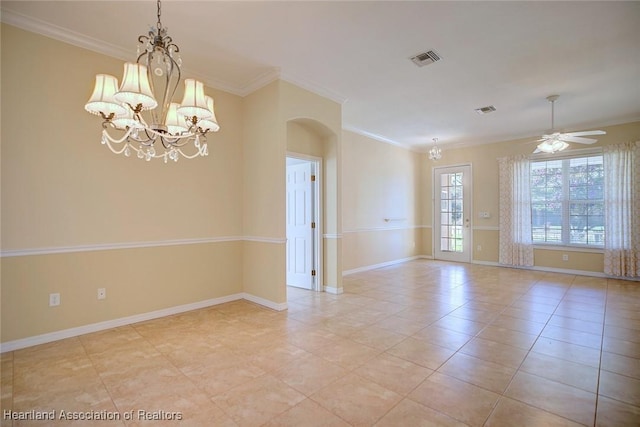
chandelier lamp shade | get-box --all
[429,138,442,161]
[84,0,219,163]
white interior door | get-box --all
[434,165,472,263]
[286,160,314,289]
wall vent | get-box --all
[410,50,442,67]
[474,105,497,114]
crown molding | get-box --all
[238,68,282,97]
[2,9,131,61]
[0,9,251,96]
[280,72,348,105]
[342,125,422,152]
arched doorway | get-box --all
[286,118,341,295]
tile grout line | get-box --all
[480,275,578,426]
[76,333,128,426]
[592,278,609,427]
[479,276,549,426]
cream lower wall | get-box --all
[470,229,605,272]
[422,228,433,258]
[534,248,604,273]
[441,121,640,274]
[342,228,424,272]
[242,241,286,305]
[473,229,500,263]
[323,237,342,291]
[341,130,425,271]
[1,241,243,342]
[3,20,636,349]
[1,24,249,346]
[2,25,346,346]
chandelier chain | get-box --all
[157,0,162,29]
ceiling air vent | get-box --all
[474,105,497,115]
[410,50,442,67]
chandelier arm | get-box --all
[160,134,184,147]
[101,127,134,144]
[142,127,159,144]
[102,141,131,156]
[145,127,198,144]
[100,130,132,156]
[175,145,208,160]
[101,128,207,160]
[164,132,208,148]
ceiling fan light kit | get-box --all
[534,95,605,154]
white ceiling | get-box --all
[2,1,639,151]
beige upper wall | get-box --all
[280,80,342,238]
[241,80,285,239]
[279,80,342,138]
[287,121,325,158]
[1,24,249,343]
[434,121,640,270]
[342,130,422,231]
[342,120,640,271]
[1,24,244,251]
[341,130,424,270]
[436,120,640,229]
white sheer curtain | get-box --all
[603,141,640,278]
[498,155,534,266]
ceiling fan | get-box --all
[533,95,606,154]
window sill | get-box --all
[533,244,604,254]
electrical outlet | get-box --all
[477,245,482,251]
[562,254,569,261]
[97,288,106,300]
[49,293,60,307]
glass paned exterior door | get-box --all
[434,165,471,262]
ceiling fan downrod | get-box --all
[547,94,559,132]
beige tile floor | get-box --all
[2,260,640,426]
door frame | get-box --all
[432,163,473,263]
[286,152,323,292]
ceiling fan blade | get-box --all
[564,130,606,137]
[562,135,598,144]
[533,148,542,154]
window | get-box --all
[439,172,464,252]
[530,155,604,246]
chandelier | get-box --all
[84,0,219,163]
[429,138,442,160]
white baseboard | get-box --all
[476,261,609,278]
[342,256,421,276]
[0,293,288,353]
[324,286,344,294]
[472,260,500,266]
[344,256,617,280]
[528,265,607,278]
[242,293,288,311]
